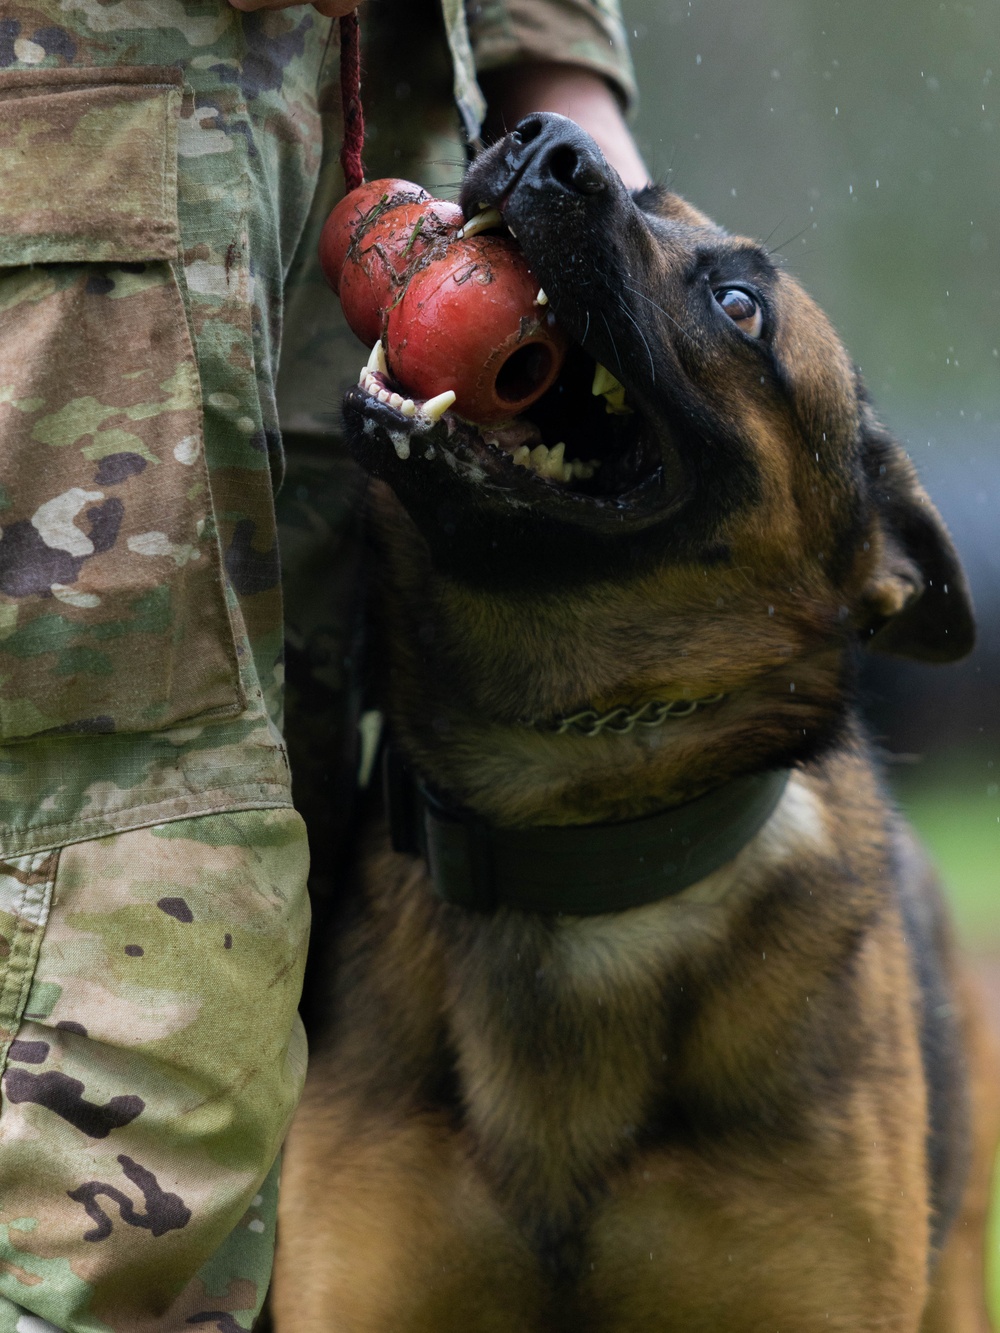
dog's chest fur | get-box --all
[342,765,907,1273]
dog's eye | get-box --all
[713,288,764,338]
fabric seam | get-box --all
[0,786,295,859]
[0,851,57,1082]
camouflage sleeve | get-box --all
[465,0,638,111]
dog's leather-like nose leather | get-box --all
[507,113,609,196]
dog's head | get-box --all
[343,114,973,821]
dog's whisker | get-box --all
[621,281,702,348]
[599,310,625,376]
[759,216,789,250]
[767,220,814,256]
[615,296,656,385]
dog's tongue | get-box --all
[481,419,541,454]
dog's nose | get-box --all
[508,114,609,196]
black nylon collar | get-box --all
[385,748,790,915]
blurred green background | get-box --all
[623,0,999,949]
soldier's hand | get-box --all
[228,0,363,17]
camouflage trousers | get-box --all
[0,809,309,1332]
[0,3,341,1327]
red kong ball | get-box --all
[319,178,567,425]
[386,236,566,424]
[319,178,429,294]
[321,182,464,347]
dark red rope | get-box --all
[339,9,365,192]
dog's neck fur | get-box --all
[369,488,852,829]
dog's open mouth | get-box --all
[344,203,676,518]
[349,339,662,506]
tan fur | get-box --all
[922,969,1000,1332]
[276,763,999,1330]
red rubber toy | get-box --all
[319,178,566,425]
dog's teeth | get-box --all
[592,363,631,415]
[457,207,503,240]
[422,389,456,423]
[534,288,548,306]
[529,445,549,468]
[368,340,388,374]
[591,363,622,397]
[378,389,392,404]
[392,435,411,461]
[512,445,530,467]
[562,463,573,482]
[389,393,403,409]
[547,442,565,468]
[400,398,416,417]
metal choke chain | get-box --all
[548,695,726,738]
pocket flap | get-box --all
[0,67,183,266]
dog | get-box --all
[271,114,999,1331]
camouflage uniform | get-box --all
[0,3,634,1330]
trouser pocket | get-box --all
[0,68,243,740]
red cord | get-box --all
[340,10,365,192]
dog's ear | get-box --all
[857,408,975,663]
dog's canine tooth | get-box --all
[422,390,456,423]
[512,445,531,467]
[457,207,502,240]
[534,288,548,306]
[592,363,631,415]
[591,363,623,398]
[368,340,388,374]
[400,398,416,417]
[541,454,567,480]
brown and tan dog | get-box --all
[272,115,998,1331]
